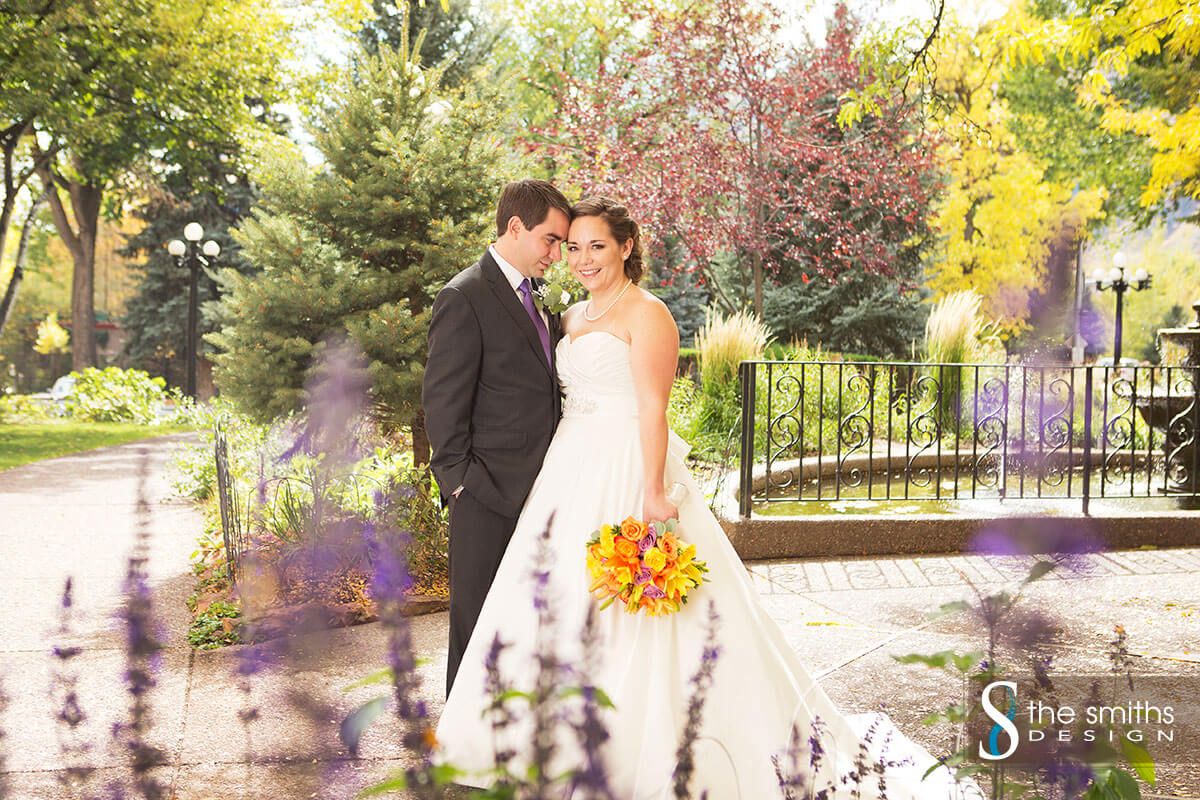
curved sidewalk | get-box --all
[0,437,1196,798]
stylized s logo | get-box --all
[979,680,1018,760]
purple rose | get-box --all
[634,566,653,585]
[637,533,657,554]
[642,584,666,599]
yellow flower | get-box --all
[644,547,667,573]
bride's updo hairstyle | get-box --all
[571,196,645,284]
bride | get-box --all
[435,196,976,799]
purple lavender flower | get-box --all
[968,518,1101,574]
[673,602,721,799]
[280,335,373,466]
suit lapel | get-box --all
[536,277,565,373]
[481,252,554,377]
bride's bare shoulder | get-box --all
[626,287,678,339]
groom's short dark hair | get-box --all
[496,179,571,237]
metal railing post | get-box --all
[739,361,757,518]
[1082,366,1093,517]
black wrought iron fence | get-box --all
[737,361,1199,517]
[214,422,248,583]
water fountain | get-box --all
[1135,298,1200,507]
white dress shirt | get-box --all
[489,244,549,328]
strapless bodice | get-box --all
[556,332,638,418]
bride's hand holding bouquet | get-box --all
[585,507,709,617]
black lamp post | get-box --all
[166,223,220,398]
[1090,252,1150,363]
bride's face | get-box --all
[566,215,633,295]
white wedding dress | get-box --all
[436,331,977,799]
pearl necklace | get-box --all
[584,280,633,322]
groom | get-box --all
[422,179,571,694]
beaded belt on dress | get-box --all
[561,392,639,418]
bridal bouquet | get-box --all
[585,516,709,617]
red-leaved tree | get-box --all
[535,0,939,317]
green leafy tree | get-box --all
[1007,0,1200,221]
[0,204,72,392]
[488,0,665,147]
[3,0,290,370]
[1002,51,1154,226]
[211,46,527,462]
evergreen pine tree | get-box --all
[763,268,928,358]
[357,0,498,88]
[120,171,260,387]
[210,46,523,462]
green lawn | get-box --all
[0,423,189,471]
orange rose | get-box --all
[619,516,648,541]
[658,532,678,558]
[614,537,639,560]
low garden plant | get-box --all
[170,360,449,650]
[896,520,1155,799]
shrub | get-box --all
[65,367,171,423]
[0,393,56,423]
[924,290,986,365]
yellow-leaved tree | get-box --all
[1006,0,1200,215]
[925,12,1106,338]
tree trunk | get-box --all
[0,121,36,280]
[752,247,764,319]
[0,191,49,342]
[37,156,102,371]
[410,407,431,467]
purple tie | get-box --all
[517,279,552,365]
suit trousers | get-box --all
[446,488,519,696]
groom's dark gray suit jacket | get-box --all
[422,250,561,519]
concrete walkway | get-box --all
[0,436,1197,798]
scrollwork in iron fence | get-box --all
[837,370,874,490]
[1037,373,1075,491]
[1165,369,1198,494]
[973,372,1009,494]
[904,373,942,491]
[765,366,803,493]
[1102,370,1138,491]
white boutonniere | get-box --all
[533,280,572,315]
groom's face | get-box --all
[511,208,569,278]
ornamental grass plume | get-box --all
[923,290,986,365]
[696,307,771,388]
